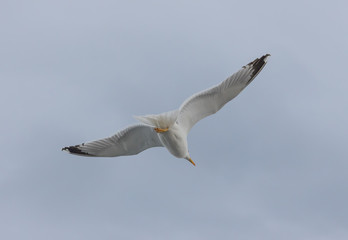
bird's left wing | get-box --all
[62,124,163,157]
[176,54,270,134]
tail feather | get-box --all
[134,109,179,129]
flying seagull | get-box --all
[62,54,270,166]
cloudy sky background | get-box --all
[1,0,348,239]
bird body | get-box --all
[62,54,270,166]
[157,122,189,159]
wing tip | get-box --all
[262,53,271,63]
[245,53,271,66]
[62,144,94,156]
[244,53,270,84]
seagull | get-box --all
[62,54,270,166]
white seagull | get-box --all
[62,54,270,166]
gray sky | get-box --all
[1,0,348,239]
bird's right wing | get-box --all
[62,124,163,157]
[176,54,270,134]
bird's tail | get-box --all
[134,109,179,129]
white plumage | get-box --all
[62,54,270,166]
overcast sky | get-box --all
[1,0,348,239]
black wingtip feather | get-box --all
[62,144,93,156]
[244,53,270,85]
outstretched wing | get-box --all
[62,124,163,157]
[176,54,270,134]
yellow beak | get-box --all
[188,158,196,166]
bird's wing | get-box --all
[62,124,163,157]
[177,54,270,134]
